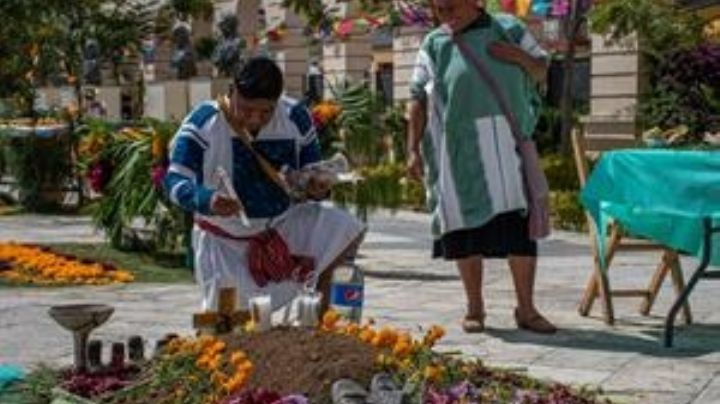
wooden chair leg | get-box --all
[667,251,693,325]
[580,226,621,324]
[579,271,599,316]
[597,261,615,325]
[640,250,671,316]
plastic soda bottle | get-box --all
[329,260,364,322]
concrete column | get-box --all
[322,1,372,97]
[238,0,262,53]
[263,0,309,98]
[393,26,428,102]
[192,15,215,77]
[583,33,643,149]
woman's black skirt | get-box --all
[432,210,537,260]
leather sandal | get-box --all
[514,309,557,334]
[461,313,485,333]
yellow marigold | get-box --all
[237,361,253,373]
[424,365,444,383]
[223,373,248,393]
[207,356,221,371]
[230,351,247,366]
[392,341,412,358]
[211,371,228,386]
[423,325,446,347]
[376,326,398,347]
[343,323,360,336]
[208,340,226,354]
[321,309,341,330]
[359,328,376,344]
[151,135,166,160]
[196,355,211,369]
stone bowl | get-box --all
[48,304,114,334]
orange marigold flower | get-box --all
[392,341,412,358]
[230,351,247,365]
[424,365,444,383]
[321,309,341,330]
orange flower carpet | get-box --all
[0,242,134,286]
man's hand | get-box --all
[211,194,242,217]
[305,172,333,200]
[406,150,424,181]
[487,41,547,83]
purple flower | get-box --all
[151,164,167,190]
[88,161,112,193]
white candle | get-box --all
[298,291,321,327]
[249,294,272,332]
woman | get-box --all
[407,0,556,333]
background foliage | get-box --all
[590,0,719,136]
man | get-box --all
[407,0,555,333]
[164,57,365,312]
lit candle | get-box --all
[249,294,272,332]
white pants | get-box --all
[192,202,366,311]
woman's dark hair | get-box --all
[233,56,284,100]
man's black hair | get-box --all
[233,56,284,100]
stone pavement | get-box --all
[1,212,720,403]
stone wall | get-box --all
[582,33,644,150]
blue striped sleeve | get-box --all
[289,103,322,167]
[289,103,315,137]
[299,138,322,168]
[163,129,215,215]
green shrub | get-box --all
[550,190,586,232]
[541,153,579,191]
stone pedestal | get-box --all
[189,79,213,109]
[144,82,166,120]
[96,86,122,120]
[165,81,189,121]
[144,81,189,121]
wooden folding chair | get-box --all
[571,128,692,325]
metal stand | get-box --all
[664,217,720,347]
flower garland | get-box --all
[0,243,134,285]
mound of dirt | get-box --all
[225,327,379,403]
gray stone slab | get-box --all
[602,358,717,394]
[526,365,613,387]
[692,374,720,404]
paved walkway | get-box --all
[1,212,720,403]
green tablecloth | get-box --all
[581,149,720,267]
